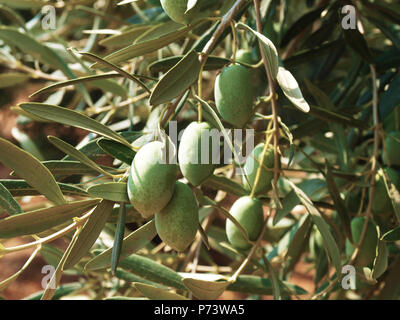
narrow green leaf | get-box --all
[134,282,188,300]
[47,136,115,178]
[87,182,129,202]
[99,25,156,48]
[119,254,186,290]
[228,275,308,296]
[0,182,23,215]
[0,73,29,88]
[41,227,82,300]
[94,21,204,67]
[19,103,132,148]
[29,73,125,98]
[325,164,352,242]
[63,200,114,269]
[202,174,247,197]
[40,244,64,267]
[182,274,231,300]
[97,138,136,165]
[284,214,312,273]
[0,137,66,205]
[277,67,310,113]
[23,283,84,300]
[274,179,327,225]
[79,51,151,93]
[236,22,279,78]
[0,27,64,71]
[287,180,342,277]
[85,220,157,271]
[372,238,389,279]
[0,199,100,238]
[149,50,202,106]
[1,180,88,197]
[148,55,230,75]
[40,160,120,176]
[111,203,126,275]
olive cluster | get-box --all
[126,1,279,252]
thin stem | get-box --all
[350,64,379,263]
[253,0,280,193]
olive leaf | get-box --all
[182,274,231,300]
[63,200,115,269]
[85,220,157,271]
[19,103,132,148]
[287,179,342,278]
[277,67,310,113]
[87,183,129,203]
[47,136,116,178]
[0,72,29,88]
[0,182,23,215]
[0,137,66,205]
[236,22,279,79]
[92,21,204,67]
[149,50,202,106]
[0,199,100,238]
[134,283,188,300]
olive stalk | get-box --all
[253,0,280,195]
[350,64,379,264]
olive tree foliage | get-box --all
[0,0,399,300]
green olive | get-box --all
[225,196,264,250]
[345,216,378,267]
[127,141,177,218]
[242,143,276,195]
[384,131,400,167]
[235,49,256,65]
[214,64,254,128]
[155,181,199,252]
[178,121,215,186]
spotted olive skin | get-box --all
[127,141,177,218]
[178,121,215,186]
[160,0,200,25]
[214,64,254,128]
[345,216,378,267]
[155,181,199,252]
[384,131,400,167]
[225,196,264,250]
[242,143,275,195]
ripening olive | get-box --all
[214,64,254,128]
[225,196,264,250]
[242,143,276,195]
[127,141,177,218]
[155,181,199,252]
[178,121,215,186]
